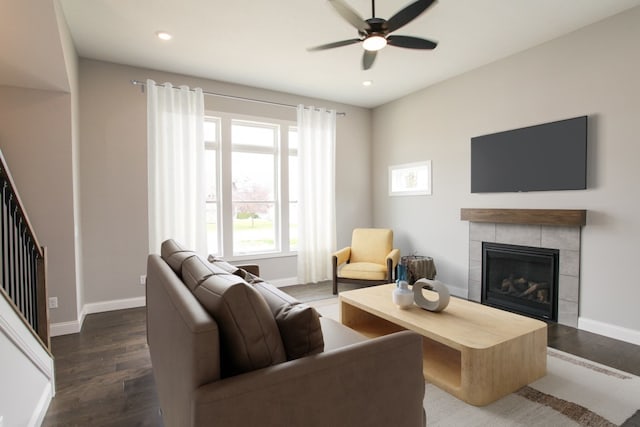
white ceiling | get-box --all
[11,1,640,108]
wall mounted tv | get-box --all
[471,116,587,193]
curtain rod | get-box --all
[130,80,346,116]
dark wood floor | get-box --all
[42,308,162,427]
[42,303,640,426]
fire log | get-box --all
[519,281,549,297]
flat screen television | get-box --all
[471,116,587,193]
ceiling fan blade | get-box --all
[387,35,437,49]
[307,38,361,51]
[387,0,436,33]
[328,0,369,32]
[362,50,377,70]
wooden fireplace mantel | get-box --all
[460,208,586,227]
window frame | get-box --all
[204,111,297,260]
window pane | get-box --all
[233,203,276,254]
[232,122,275,148]
[206,202,219,256]
[288,128,298,151]
[232,152,274,199]
[232,151,276,254]
[205,149,217,202]
[204,120,218,142]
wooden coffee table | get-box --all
[339,283,547,406]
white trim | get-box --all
[83,296,146,315]
[28,383,53,427]
[578,317,640,346]
[50,319,81,336]
[51,296,147,336]
[0,297,54,379]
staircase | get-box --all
[0,149,54,426]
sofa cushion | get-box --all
[339,262,389,281]
[181,255,229,292]
[191,273,286,377]
[208,255,263,284]
[161,239,196,276]
[207,255,239,274]
[253,282,324,360]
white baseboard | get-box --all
[446,285,469,299]
[578,317,640,346]
[51,296,146,337]
[50,319,82,336]
[270,277,299,287]
[28,383,53,427]
[83,296,146,315]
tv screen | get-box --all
[471,116,587,193]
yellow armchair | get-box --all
[332,228,400,294]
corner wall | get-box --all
[0,87,79,327]
[371,7,640,343]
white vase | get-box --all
[393,281,414,309]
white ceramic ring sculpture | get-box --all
[413,278,450,312]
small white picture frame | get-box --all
[389,161,432,196]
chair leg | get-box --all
[387,258,394,284]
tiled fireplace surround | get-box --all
[464,209,585,328]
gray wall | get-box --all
[371,7,640,340]
[0,0,82,327]
[78,59,372,305]
[0,86,79,324]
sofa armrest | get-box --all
[191,331,425,427]
[237,264,259,277]
[146,255,221,427]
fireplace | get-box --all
[482,242,559,322]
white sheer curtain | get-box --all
[296,105,337,283]
[147,79,207,254]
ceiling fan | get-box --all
[308,0,438,70]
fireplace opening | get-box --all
[482,242,559,322]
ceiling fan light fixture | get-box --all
[362,35,387,51]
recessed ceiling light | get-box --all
[156,31,172,41]
[362,80,373,87]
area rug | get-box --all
[307,298,640,426]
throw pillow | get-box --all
[191,273,287,377]
[253,282,324,360]
[207,255,239,274]
[207,255,263,284]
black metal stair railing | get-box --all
[0,150,49,351]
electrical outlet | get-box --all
[48,297,58,309]
[140,275,147,285]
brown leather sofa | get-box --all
[146,239,426,427]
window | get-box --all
[205,113,297,258]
